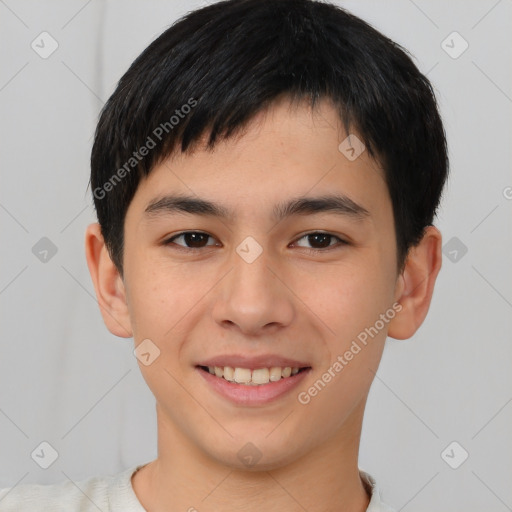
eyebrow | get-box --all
[143,193,371,223]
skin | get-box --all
[85,96,442,512]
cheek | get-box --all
[293,258,391,343]
[293,267,389,429]
[124,249,195,341]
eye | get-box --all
[164,231,219,250]
[163,231,348,253]
[292,232,348,252]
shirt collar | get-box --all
[359,470,397,512]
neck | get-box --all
[132,402,370,512]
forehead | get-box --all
[129,97,390,226]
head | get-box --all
[86,0,447,470]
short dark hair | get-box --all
[89,0,448,277]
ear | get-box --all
[387,225,443,340]
[85,223,133,338]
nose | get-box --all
[212,243,294,336]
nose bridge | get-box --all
[232,241,273,297]
[213,236,294,333]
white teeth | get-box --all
[252,368,270,384]
[269,366,282,381]
[223,366,235,382]
[205,365,303,385]
[233,368,251,384]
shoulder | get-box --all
[0,475,112,512]
[0,465,146,512]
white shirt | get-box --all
[0,465,396,511]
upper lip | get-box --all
[197,354,311,370]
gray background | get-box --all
[0,0,511,510]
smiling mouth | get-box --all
[197,365,311,386]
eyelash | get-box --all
[162,231,348,255]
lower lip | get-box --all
[196,367,311,406]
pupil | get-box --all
[185,232,207,248]
[309,233,330,248]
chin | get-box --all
[204,435,311,472]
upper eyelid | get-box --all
[167,231,219,246]
[292,232,346,246]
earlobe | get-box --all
[387,226,443,340]
[84,223,133,338]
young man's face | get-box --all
[89,96,436,470]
